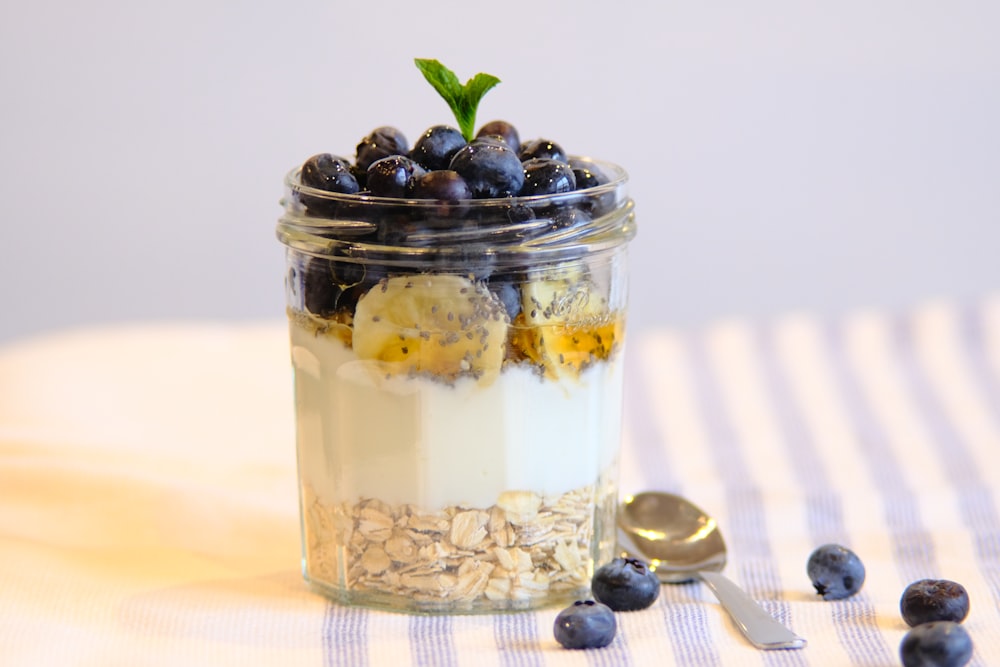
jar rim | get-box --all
[276,156,636,267]
[282,156,628,210]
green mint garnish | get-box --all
[414,58,501,142]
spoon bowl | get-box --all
[618,491,727,581]
[617,491,806,650]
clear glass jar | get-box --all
[276,158,636,613]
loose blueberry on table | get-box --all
[901,579,970,626]
[807,544,866,600]
[591,557,661,611]
[553,600,617,649]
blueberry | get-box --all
[449,139,525,198]
[476,119,521,154]
[520,158,577,197]
[502,203,536,224]
[470,134,508,148]
[591,557,660,611]
[519,138,567,163]
[350,164,369,189]
[410,170,472,201]
[547,205,592,231]
[366,155,426,198]
[900,622,973,667]
[569,160,616,217]
[807,544,865,600]
[335,261,368,287]
[473,202,538,239]
[410,125,467,171]
[296,154,361,216]
[286,264,303,307]
[301,257,343,317]
[300,153,360,194]
[355,126,409,172]
[299,256,374,317]
[570,160,609,190]
[553,600,616,650]
[519,158,586,229]
[336,279,377,314]
[406,170,474,230]
[488,280,521,320]
[901,579,970,626]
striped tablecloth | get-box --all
[1,296,999,665]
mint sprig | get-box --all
[414,58,501,142]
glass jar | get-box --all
[276,158,636,613]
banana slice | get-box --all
[512,267,622,379]
[353,274,509,384]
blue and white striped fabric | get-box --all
[1,296,999,665]
[616,297,1000,666]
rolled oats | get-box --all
[384,531,418,563]
[496,490,542,524]
[449,510,489,549]
[302,478,615,608]
[361,545,391,575]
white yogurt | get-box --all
[290,322,623,511]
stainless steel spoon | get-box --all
[617,491,806,650]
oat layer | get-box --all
[302,479,616,611]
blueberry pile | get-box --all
[553,556,660,650]
[289,117,621,324]
[553,542,979,661]
[296,121,605,204]
[899,579,973,667]
[804,546,975,666]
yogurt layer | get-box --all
[290,321,623,511]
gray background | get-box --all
[1,0,998,344]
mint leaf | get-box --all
[415,58,501,141]
[414,58,463,108]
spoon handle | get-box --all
[697,571,806,650]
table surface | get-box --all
[2,296,1000,666]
